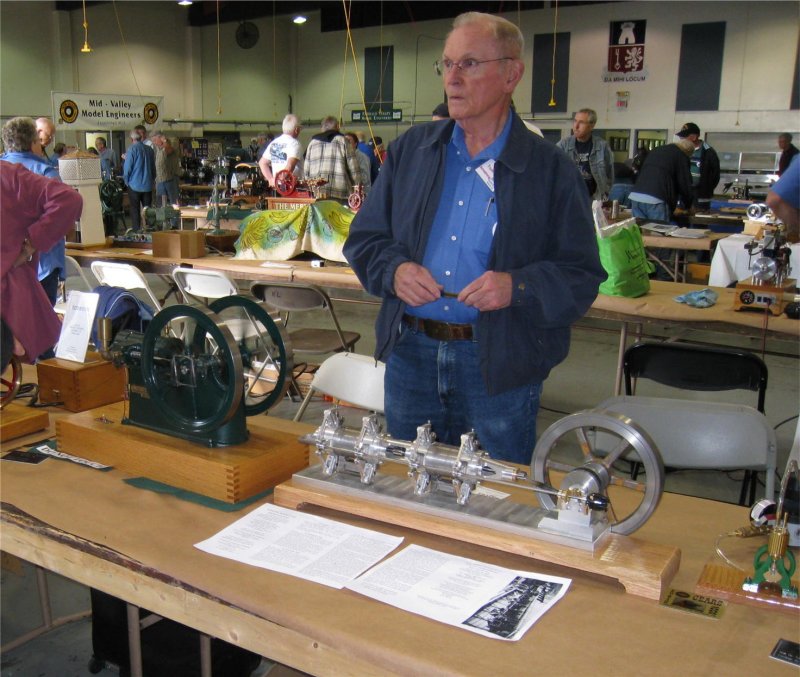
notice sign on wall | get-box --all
[603,20,648,84]
[51,92,163,130]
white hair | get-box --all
[282,114,300,135]
[451,12,524,59]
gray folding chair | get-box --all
[596,395,777,502]
[250,281,359,356]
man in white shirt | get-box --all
[259,114,303,188]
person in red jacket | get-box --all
[0,161,83,362]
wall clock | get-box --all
[236,21,259,49]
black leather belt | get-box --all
[402,314,474,341]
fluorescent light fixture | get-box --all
[292,15,307,25]
[178,1,193,6]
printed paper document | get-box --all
[194,503,403,589]
[346,544,571,641]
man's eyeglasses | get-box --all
[434,57,513,77]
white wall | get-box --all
[1,1,797,150]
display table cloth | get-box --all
[709,233,800,287]
[234,201,354,263]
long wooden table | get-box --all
[641,232,728,282]
[69,246,363,290]
[2,410,798,676]
[590,280,799,393]
[67,247,799,396]
[67,246,800,343]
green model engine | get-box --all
[107,297,290,447]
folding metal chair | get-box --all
[55,255,96,316]
[250,281,360,356]
[614,341,771,504]
[171,267,238,306]
[90,260,163,311]
[293,352,385,422]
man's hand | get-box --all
[12,239,35,269]
[458,271,513,311]
[394,262,442,306]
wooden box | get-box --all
[152,230,206,258]
[36,354,127,412]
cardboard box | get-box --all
[37,353,127,412]
[152,230,206,258]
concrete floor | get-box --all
[2,287,798,675]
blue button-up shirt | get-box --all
[409,113,513,324]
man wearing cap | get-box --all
[629,139,695,222]
[676,122,720,208]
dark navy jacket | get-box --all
[632,143,694,213]
[343,113,605,395]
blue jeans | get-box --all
[385,325,542,465]
[630,200,670,222]
[156,177,180,205]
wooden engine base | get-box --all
[733,277,796,315]
[274,467,681,601]
[56,403,309,503]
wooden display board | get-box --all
[0,404,49,442]
[56,403,309,503]
[696,563,799,614]
[274,471,681,600]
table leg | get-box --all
[35,567,52,629]
[200,633,212,677]
[645,250,677,281]
[126,603,143,677]
[614,322,629,396]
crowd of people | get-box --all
[254,113,389,202]
[1,9,796,439]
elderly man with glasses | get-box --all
[344,11,604,465]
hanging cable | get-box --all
[341,0,379,150]
[734,3,751,126]
[216,0,222,114]
[273,1,278,120]
[80,0,92,53]
[339,0,351,124]
[112,1,144,100]
[549,0,559,107]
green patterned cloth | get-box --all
[233,200,354,262]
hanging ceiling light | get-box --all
[80,0,92,53]
[292,15,307,25]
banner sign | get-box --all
[603,20,648,84]
[51,92,163,130]
[351,109,403,123]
